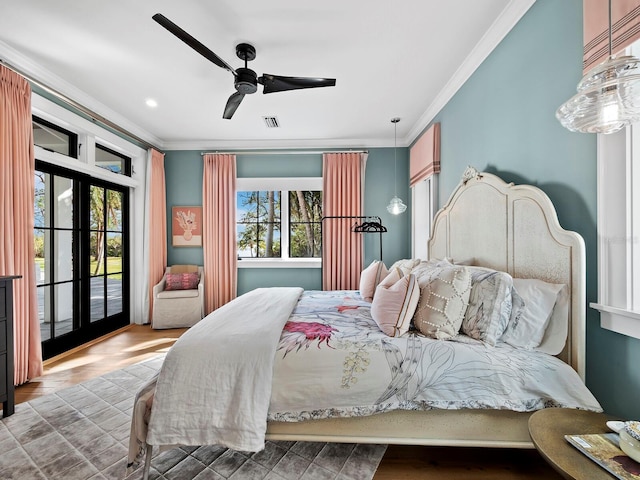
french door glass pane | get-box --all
[90,276,104,322]
[107,274,123,317]
[90,186,104,229]
[34,171,48,228]
[53,230,73,282]
[34,229,47,285]
[107,233,122,274]
[53,282,74,335]
[53,177,73,228]
[38,286,51,341]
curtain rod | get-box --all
[0,58,161,152]
[200,150,368,156]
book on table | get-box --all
[565,433,640,480]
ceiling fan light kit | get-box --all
[556,0,640,134]
[153,14,336,120]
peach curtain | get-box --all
[203,154,237,313]
[147,149,167,324]
[0,65,43,384]
[409,122,440,187]
[322,152,364,290]
[583,0,640,72]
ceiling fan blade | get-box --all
[152,13,236,75]
[223,92,245,119]
[258,74,336,94]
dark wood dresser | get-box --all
[0,275,20,418]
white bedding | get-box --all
[128,287,601,473]
[268,290,602,420]
[146,287,303,451]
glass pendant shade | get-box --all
[556,55,640,134]
[387,195,407,215]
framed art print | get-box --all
[172,206,203,247]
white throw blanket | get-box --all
[146,287,303,452]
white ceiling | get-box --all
[0,0,534,150]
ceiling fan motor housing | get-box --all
[235,67,258,94]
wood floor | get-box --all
[14,325,563,480]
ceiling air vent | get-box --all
[262,116,280,128]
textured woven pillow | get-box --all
[164,272,200,291]
[388,258,421,275]
[461,267,515,346]
[359,260,389,302]
[371,271,420,337]
[412,265,472,340]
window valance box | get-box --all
[409,122,440,187]
[583,0,640,73]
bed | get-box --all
[127,167,601,479]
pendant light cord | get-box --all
[391,117,400,196]
[609,0,613,57]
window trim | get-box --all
[236,177,322,268]
[591,125,640,339]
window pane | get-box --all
[53,176,74,228]
[237,190,281,258]
[90,186,105,230]
[34,229,47,285]
[90,232,105,275]
[34,171,48,227]
[96,144,131,176]
[33,117,75,157]
[107,233,122,274]
[106,190,123,231]
[38,286,51,341]
[54,230,74,282]
[90,276,104,322]
[107,274,123,317]
[53,283,74,336]
[289,190,322,258]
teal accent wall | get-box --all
[165,148,411,296]
[425,0,639,418]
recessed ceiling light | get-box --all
[145,98,158,108]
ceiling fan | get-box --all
[152,13,337,120]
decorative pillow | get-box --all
[412,266,472,340]
[359,260,388,302]
[500,278,566,349]
[388,258,421,275]
[371,272,420,337]
[164,272,200,291]
[461,267,515,346]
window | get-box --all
[96,144,131,176]
[237,191,282,258]
[591,40,640,340]
[236,178,322,266]
[33,116,77,157]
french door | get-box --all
[35,162,129,359]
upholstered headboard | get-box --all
[428,167,586,379]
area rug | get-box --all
[0,355,387,480]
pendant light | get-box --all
[556,0,640,134]
[387,117,407,215]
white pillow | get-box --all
[371,271,420,337]
[359,260,388,302]
[501,278,566,350]
[412,266,472,340]
[388,258,421,275]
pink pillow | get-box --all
[371,272,420,337]
[164,272,200,291]
[359,260,388,302]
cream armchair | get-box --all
[152,265,205,329]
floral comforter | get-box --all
[268,290,602,421]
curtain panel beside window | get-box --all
[203,154,237,313]
[583,0,640,73]
[146,148,167,324]
[0,65,43,384]
[322,152,365,290]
